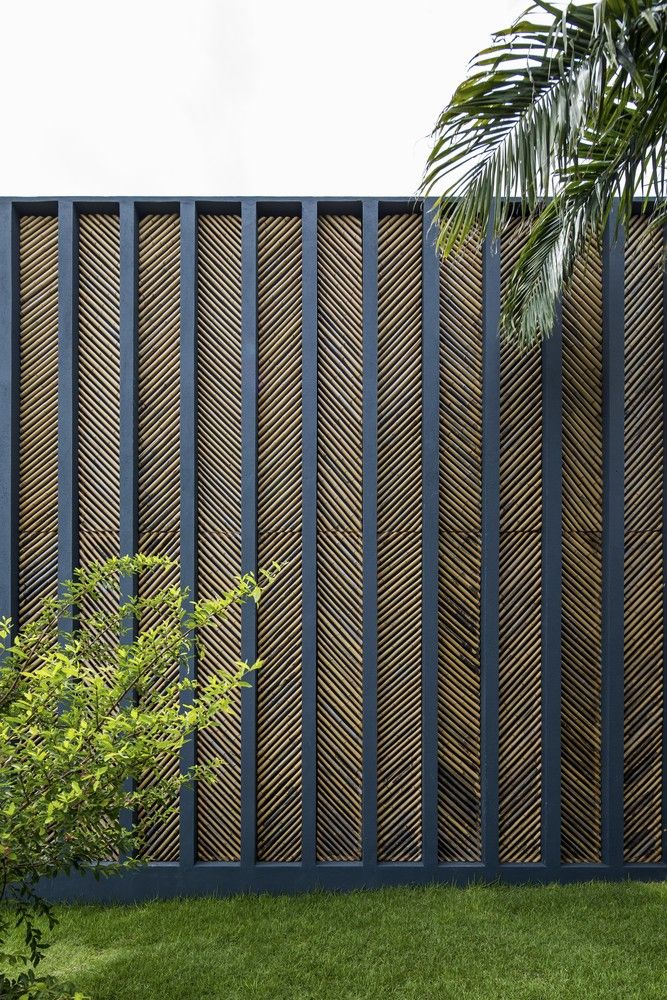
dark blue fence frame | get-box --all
[1,196,665,901]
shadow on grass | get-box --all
[24,882,667,1000]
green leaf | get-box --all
[421,0,667,346]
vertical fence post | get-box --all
[179,199,198,869]
[0,201,19,633]
[241,199,259,871]
[421,199,440,871]
[119,199,139,838]
[362,199,379,871]
[663,222,667,867]
[542,300,563,872]
[57,200,78,619]
[301,198,319,869]
[119,200,139,592]
[481,220,501,876]
[602,205,625,873]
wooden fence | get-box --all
[0,197,665,900]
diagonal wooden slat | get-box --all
[623,217,664,863]
[78,214,121,677]
[316,215,363,862]
[136,213,181,862]
[19,215,59,626]
[256,214,303,862]
[196,212,244,862]
[377,213,422,862]
[438,236,482,862]
[498,222,543,863]
[561,245,603,864]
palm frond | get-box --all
[421,3,606,254]
[502,87,667,346]
[423,0,667,346]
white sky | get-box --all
[0,0,526,197]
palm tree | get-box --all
[421,0,667,348]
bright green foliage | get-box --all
[421,0,667,348]
[0,554,278,1000]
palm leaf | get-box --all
[422,0,667,346]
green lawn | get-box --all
[28,883,667,999]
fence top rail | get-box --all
[3,196,660,223]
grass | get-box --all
[19,882,667,999]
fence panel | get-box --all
[0,196,664,900]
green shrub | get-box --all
[0,554,278,999]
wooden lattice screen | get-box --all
[0,198,665,900]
